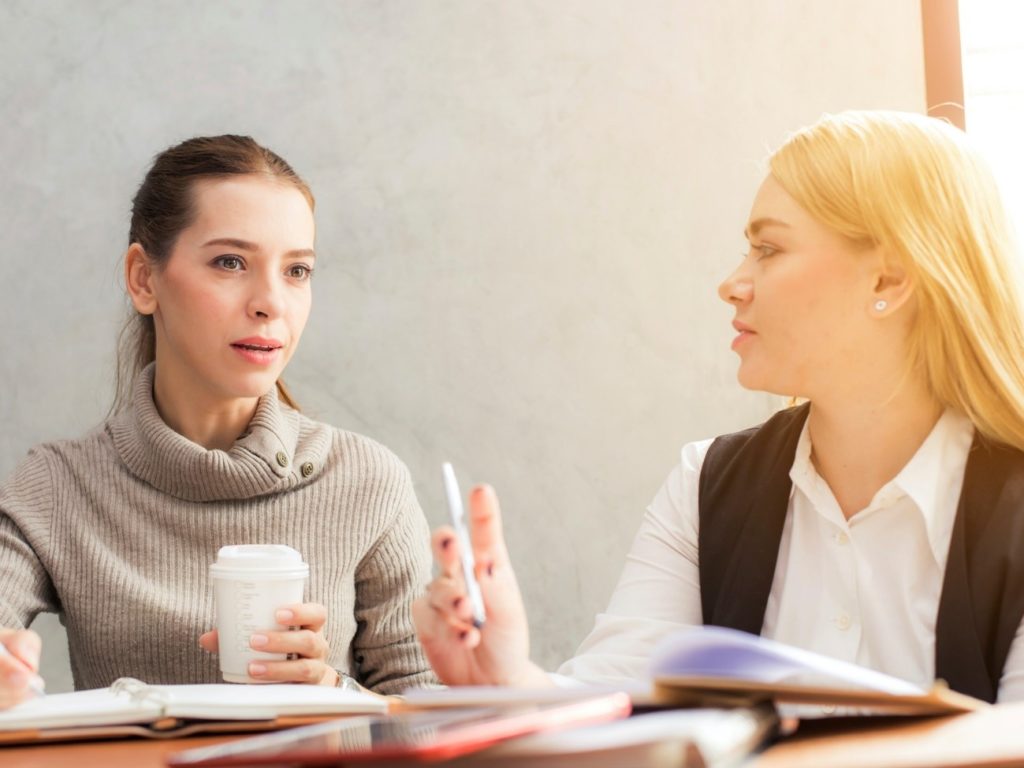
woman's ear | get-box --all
[870,249,914,316]
[125,243,158,315]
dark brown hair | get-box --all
[113,135,314,413]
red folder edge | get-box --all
[166,691,633,766]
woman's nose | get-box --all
[718,262,753,305]
[248,274,287,320]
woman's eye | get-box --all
[287,264,313,280]
[214,255,244,271]
[753,244,777,260]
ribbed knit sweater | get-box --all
[0,364,436,694]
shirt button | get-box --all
[275,451,289,468]
[821,704,837,715]
[301,461,315,478]
[836,613,852,631]
[834,531,850,545]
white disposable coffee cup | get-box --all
[210,544,310,684]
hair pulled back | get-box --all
[114,135,314,412]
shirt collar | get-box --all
[789,408,975,565]
[889,408,974,564]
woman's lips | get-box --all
[230,340,283,366]
[731,321,755,350]
[731,330,755,350]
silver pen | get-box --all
[442,462,487,628]
[0,642,45,698]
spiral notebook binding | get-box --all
[110,677,173,715]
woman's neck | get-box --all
[806,380,944,520]
[151,365,260,452]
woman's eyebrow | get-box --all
[202,237,314,259]
[743,218,790,239]
[202,237,258,250]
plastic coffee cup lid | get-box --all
[209,544,309,578]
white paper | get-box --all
[401,680,653,708]
[0,688,161,730]
[0,681,386,731]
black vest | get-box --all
[697,403,1024,703]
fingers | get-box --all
[426,576,480,626]
[0,630,44,709]
[248,603,332,683]
[431,525,462,579]
[248,656,331,684]
[0,630,41,673]
[244,607,333,684]
[416,577,482,648]
[249,629,328,660]
[201,605,330,671]
[467,484,510,568]
[412,595,481,650]
[0,670,34,710]
[275,603,327,631]
[411,595,441,642]
[432,484,509,576]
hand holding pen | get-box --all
[0,629,45,709]
[442,462,487,629]
[411,470,552,688]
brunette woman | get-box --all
[0,135,435,708]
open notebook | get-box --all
[651,626,986,715]
[0,677,387,743]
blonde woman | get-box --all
[413,110,1024,703]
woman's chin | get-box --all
[221,371,283,400]
[736,367,793,398]
[735,365,765,392]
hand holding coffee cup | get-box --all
[200,545,338,686]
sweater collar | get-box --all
[110,363,317,502]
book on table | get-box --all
[755,699,1024,768]
[449,706,777,768]
[650,626,986,714]
[0,676,388,744]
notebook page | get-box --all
[158,683,388,720]
[0,687,160,730]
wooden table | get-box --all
[7,703,1024,767]
[0,734,242,768]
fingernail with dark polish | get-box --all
[487,563,494,577]
[458,630,468,641]
[453,597,462,609]
[441,538,452,550]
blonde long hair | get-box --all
[769,110,1024,450]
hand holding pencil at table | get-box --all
[0,629,44,709]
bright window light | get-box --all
[959,1,1024,242]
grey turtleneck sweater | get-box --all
[0,364,436,694]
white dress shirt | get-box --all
[557,409,1024,701]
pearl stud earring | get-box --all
[874,300,888,312]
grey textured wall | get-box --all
[1,1,925,692]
